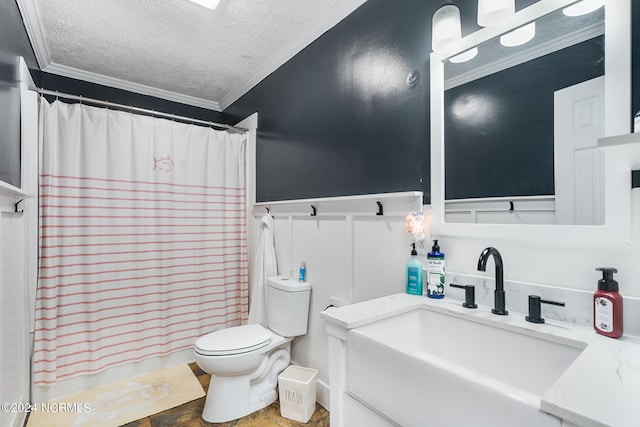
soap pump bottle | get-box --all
[406,243,423,295]
[426,239,445,299]
[299,262,306,282]
[593,267,623,338]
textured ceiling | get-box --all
[18,0,367,110]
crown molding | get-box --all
[42,63,221,111]
[17,0,221,110]
[18,0,368,112]
[219,0,368,110]
[16,0,50,68]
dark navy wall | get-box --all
[633,0,640,122]
[445,36,604,200]
[224,0,540,204]
[224,0,436,203]
[0,1,37,68]
[2,0,639,202]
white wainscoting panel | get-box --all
[251,192,423,409]
[353,217,407,303]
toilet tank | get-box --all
[266,276,311,337]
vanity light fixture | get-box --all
[476,0,534,47]
[563,0,605,17]
[432,4,478,63]
[477,0,514,27]
[432,4,462,53]
[449,48,478,63]
[500,22,536,47]
[187,0,220,10]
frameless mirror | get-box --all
[430,0,633,247]
[442,6,605,225]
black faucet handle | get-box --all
[449,284,478,309]
[525,295,565,324]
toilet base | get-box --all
[202,375,278,423]
[201,346,291,423]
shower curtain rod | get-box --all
[37,88,248,132]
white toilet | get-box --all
[194,275,312,423]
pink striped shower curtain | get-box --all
[34,100,248,385]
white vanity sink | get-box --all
[346,306,584,427]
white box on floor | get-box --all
[278,365,318,423]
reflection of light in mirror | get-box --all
[477,0,514,27]
[450,48,478,63]
[500,22,536,47]
[350,49,407,100]
[432,5,462,52]
[563,0,605,17]
[450,93,496,127]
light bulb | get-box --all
[477,0,514,27]
[450,48,478,63]
[563,0,605,17]
[500,22,536,47]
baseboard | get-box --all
[316,378,330,411]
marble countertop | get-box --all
[321,293,640,427]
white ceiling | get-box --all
[17,0,367,111]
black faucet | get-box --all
[477,247,508,315]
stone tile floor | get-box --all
[121,363,330,427]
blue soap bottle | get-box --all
[299,262,306,282]
[406,243,423,295]
[427,240,445,299]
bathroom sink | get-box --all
[346,307,584,427]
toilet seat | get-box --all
[195,324,271,356]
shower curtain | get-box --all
[34,100,248,385]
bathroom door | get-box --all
[554,75,605,225]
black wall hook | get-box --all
[509,201,514,212]
[311,205,317,216]
[376,201,384,216]
[265,206,270,214]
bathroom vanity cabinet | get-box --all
[323,293,640,427]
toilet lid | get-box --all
[194,324,271,356]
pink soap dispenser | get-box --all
[593,267,623,338]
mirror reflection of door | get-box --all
[554,76,605,225]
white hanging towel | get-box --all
[248,213,278,326]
